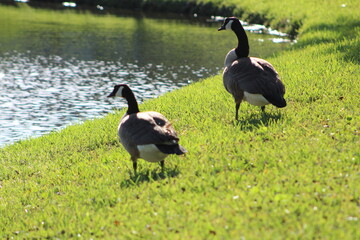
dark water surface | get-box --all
[0,4,291,147]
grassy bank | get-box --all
[28,0,357,37]
[1,0,359,239]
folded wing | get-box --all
[223,57,286,108]
[119,111,186,155]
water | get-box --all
[0,4,291,147]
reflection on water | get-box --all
[0,53,194,145]
[0,5,291,147]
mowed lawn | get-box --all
[0,0,359,239]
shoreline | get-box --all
[6,0,301,38]
[0,0,359,239]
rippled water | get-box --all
[0,4,291,147]
[0,53,195,146]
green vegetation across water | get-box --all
[1,0,359,238]
[30,0,356,37]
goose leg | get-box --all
[131,157,137,174]
[235,103,240,120]
[234,93,244,121]
[261,106,265,112]
[133,161,137,174]
[160,160,165,172]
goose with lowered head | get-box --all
[107,84,187,174]
[218,17,286,120]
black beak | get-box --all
[218,25,226,31]
[107,92,115,98]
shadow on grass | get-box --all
[120,166,180,188]
[235,112,283,131]
[294,16,360,64]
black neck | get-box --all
[124,90,140,115]
[233,21,249,58]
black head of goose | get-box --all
[107,84,187,174]
[218,17,286,120]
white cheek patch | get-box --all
[116,86,124,97]
[225,20,233,30]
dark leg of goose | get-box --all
[160,160,165,172]
[133,161,137,174]
[261,106,265,112]
[131,157,137,174]
[235,103,240,120]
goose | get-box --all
[107,84,187,174]
[218,17,286,120]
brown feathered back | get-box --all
[223,57,286,108]
[118,111,180,158]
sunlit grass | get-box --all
[0,0,359,239]
[171,0,360,36]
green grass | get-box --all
[1,0,360,238]
[73,0,359,36]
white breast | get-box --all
[137,144,168,162]
[243,92,270,106]
[224,49,238,68]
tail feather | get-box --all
[273,98,287,108]
[264,94,287,108]
[156,144,187,155]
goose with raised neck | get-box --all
[218,17,286,120]
[107,84,187,174]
